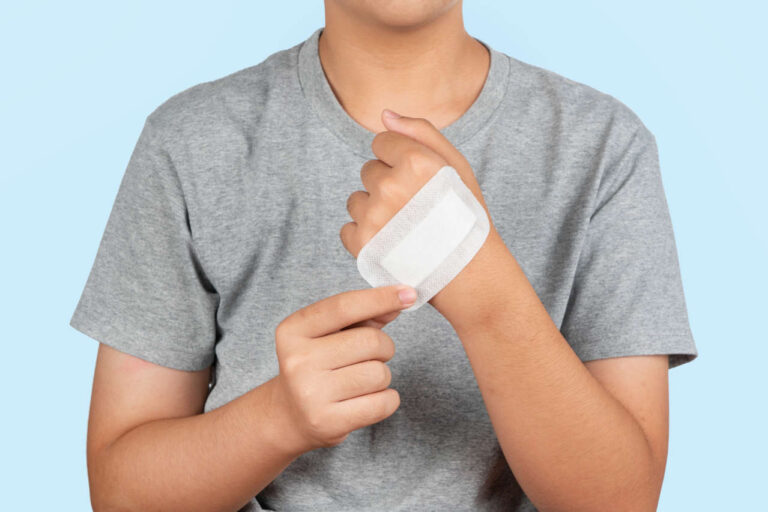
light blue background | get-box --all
[2,1,764,509]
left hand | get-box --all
[340,108,495,259]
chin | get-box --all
[332,0,460,29]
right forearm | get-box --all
[90,376,304,512]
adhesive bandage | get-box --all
[356,165,490,312]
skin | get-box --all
[88,285,415,511]
[341,111,669,511]
[87,1,670,511]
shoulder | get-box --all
[143,40,302,147]
[502,52,654,147]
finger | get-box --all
[339,221,358,255]
[370,130,443,170]
[344,310,401,330]
[327,360,392,402]
[282,284,417,339]
[380,112,468,173]
[359,159,391,193]
[316,326,396,370]
[346,190,370,222]
[379,112,490,216]
[331,387,401,433]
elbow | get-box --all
[536,459,663,512]
[88,470,129,512]
[591,434,665,512]
[90,497,128,512]
[89,482,129,512]
[87,446,136,512]
[594,463,664,512]
[89,469,143,512]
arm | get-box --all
[342,110,681,512]
[431,229,668,512]
[87,343,300,512]
[87,284,413,512]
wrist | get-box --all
[258,376,312,459]
[429,226,521,335]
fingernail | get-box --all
[396,285,417,306]
[383,108,402,119]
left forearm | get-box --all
[431,229,662,511]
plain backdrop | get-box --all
[1,1,765,509]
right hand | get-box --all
[271,284,418,454]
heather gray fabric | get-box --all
[69,26,698,511]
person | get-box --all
[69,1,699,511]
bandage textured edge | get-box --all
[356,165,490,312]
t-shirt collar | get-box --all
[297,26,510,160]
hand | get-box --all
[340,109,495,260]
[270,284,418,454]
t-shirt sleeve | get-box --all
[69,117,219,371]
[559,121,698,369]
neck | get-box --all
[319,2,490,134]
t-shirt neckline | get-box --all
[297,26,510,160]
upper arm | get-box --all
[87,343,211,470]
[584,354,669,484]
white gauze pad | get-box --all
[356,165,490,312]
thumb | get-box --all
[380,108,469,173]
[380,108,489,214]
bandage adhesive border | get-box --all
[356,165,490,312]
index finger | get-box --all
[281,284,416,339]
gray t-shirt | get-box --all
[69,26,698,511]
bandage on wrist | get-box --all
[356,165,490,312]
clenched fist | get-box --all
[340,108,494,259]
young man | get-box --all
[70,1,698,510]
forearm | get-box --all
[90,375,303,512]
[431,230,661,511]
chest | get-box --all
[190,142,593,333]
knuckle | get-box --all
[361,159,378,175]
[378,363,392,388]
[295,304,313,323]
[305,410,347,448]
[388,388,401,411]
[402,148,430,171]
[360,327,382,351]
[355,400,380,425]
[339,222,355,249]
[274,320,290,342]
[329,433,349,447]
[370,132,389,154]
[350,365,369,390]
[373,393,391,419]
[376,175,399,197]
[347,190,365,210]
[368,205,392,228]
[333,294,353,319]
[319,430,348,448]
[295,301,323,327]
[306,410,325,436]
[380,333,396,360]
[282,352,306,376]
[318,436,341,448]
[414,117,431,127]
[360,164,376,186]
[292,306,309,327]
